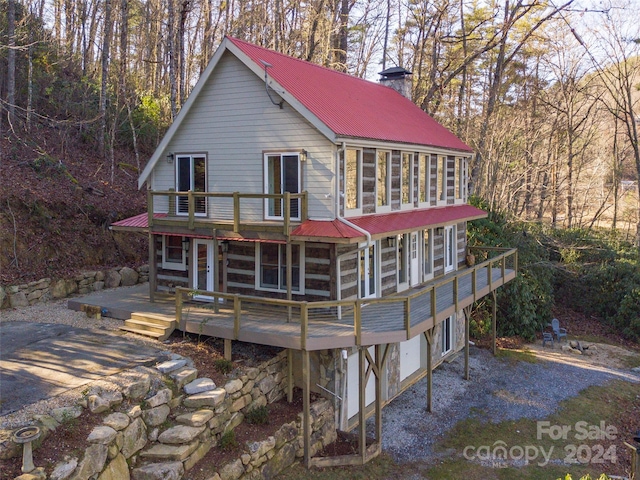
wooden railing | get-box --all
[175,247,517,349]
[148,190,308,235]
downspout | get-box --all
[335,142,371,246]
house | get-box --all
[112,36,517,467]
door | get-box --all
[444,226,456,273]
[193,239,215,301]
[410,232,420,287]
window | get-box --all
[264,153,300,220]
[444,225,456,273]
[441,315,454,355]
[401,153,413,206]
[455,158,461,200]
[162,236,186,270]
[423,229,433,279]
[397,233,408,288]
[177,155,206,215]
[437,155,446,203]
[457,157,467,201]
[377,151,391,208]
[345,148,361,211]
[359,243,377,298]
[418,154,429,204]
[257,243,303,293]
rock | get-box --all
[88,391,123,413]
[561,345,572,352]
[51,406,83,424]
[97,453,129,480]
[632,366,640,373]
[128,405,142,419]
[124,376,151,400]
[120,267,139,286]
[104,270,122,288]
[131,462,184,480]
[274,422,298,449]
[142,404,171,427]
[50,456,78,480]
[247,436,276,461]
[87,426,118,445]
[230,394,250,413]
[158,425,205,444]
[570,348,582,355]
[183,439,213,471]
[261,443,296,480]
[32,414,60,435]
[176,409,214,427]
[146,388,172,408]
[9,291,29,308]
[148,428,159,442]
[140,441,199,461]
[103,412,130,431]
[183,388,226,408]
[14,467,47,480]
[156,359,187,374]
[224,379,243,395]
[170,368,198,389]
[258,376,277,395]
[223,412,244,434]
[69,443,108,480]
[246,396,267,413]
[218,458,244,480]
[93,281,105,291]
[0,428,21,460]
[121,418,147,459]
[184,378,216,395]
[95,271,105,281]
[0,284,6,307]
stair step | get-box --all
[130,312,176,327]
[119,326,166,340]
[124,319,171,335]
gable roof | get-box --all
[139,36,472,187]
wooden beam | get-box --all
[492,290,497,356]
[464,306,470,380]
[286,240,292,322]
[212,229,219,314]
[287,349,293,403]
[424,329,433,412]
[375,344,382,444]
[224,339,232,361]
[358,347,366,462]
[302,349,311,467]
[148,233,156,303]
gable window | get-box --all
[359,243,377,298]
[377,151,391,210]
[177,154,206,215]
[162,235,187,270]
[257,243,303,293]
[401,153,413,207]
[264,153,300,220]
[345,148,362,212]
[441,315,454,355]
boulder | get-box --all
[123,374,150,401]
[103,412,130,431]
[9,291,29,308]
[224,379,243,395]
[0,284,6,307]
[156,359,187,374]
[14,467,47,480]
[218,458,244,480]
[121,418,147,459]
[140,441,199,461]
[183,438,213,471]
[69,443,108,480]
[183,388,226,408]
[87,426,118,445]
[97,453,129,480]
[119,267,139,286]
[171,368,198,389]
[261,443,296,480]
[50,456,78,480]
[0,428,21,460]
[51,279,78,299]
[146,388,172,408]
[274,422,298,449]
[258,376,277,395]
[104,270,122,289]
[51,406,83,424]
[142,405,170,427]
[131,462,184,480]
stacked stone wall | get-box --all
[0,266,149,309]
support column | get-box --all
[287,349,293,403]
[375,345,382,445]
[302,349,311,467]
[359,347,366,462]
[148,233,156,303]
[286,241,292,322]
[492,290,497,356]
[224,339,232,361]
[424,330,433,412]
[464,307,471,380]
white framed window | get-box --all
[359,243,377,298]
[162,235,187,270]
[264,153,301,221]
[376,150,391,212]
[458,157,468,202]
[345,148,362,214]
[437,155,447,204]
[401,152,413,208]
[256,242,304,293]
[397,233,409,291]
[441,315,454,355]
[423,229,433,280]
[418,154,430,206]
[444,225,456,273]
[176,154,207,215]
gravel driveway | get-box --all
[373,346,640,463]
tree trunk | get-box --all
[7,0,16,123]
[99,0,113,157]
[168,0,178,119]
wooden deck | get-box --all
[180,250,517,351]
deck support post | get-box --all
[286,241,292,323]
[424,329,433,412]
[287,349,293,403]
[148,233,156,303]
[374,344,382,445]
[358,346,366,462]
[212,229,219,313]
[224,339,232,361]
[464,306,471,380]
[492,290,497,356]
[302,349,311,468]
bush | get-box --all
[245,405,269,425]
[219,430,238,450]
[213,358,234,374]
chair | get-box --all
[550,318,567,342]
[542,327,554,347]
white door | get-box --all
[193,239,215,301]
[400,335,422,382]
[410,232,420,287]
[444,226,456,273]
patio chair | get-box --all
[550,318,568,342]
[542,326,554,347]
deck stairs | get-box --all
[120,312,177,341]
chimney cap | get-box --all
[379,67,413,79]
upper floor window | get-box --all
[437,155,447,204]
[177,154,206,215]
[345,148,362,212]
[418,154,430,205]
[264,153,300,220]
[257,242,303,293]
[401,153,413,207]
[377,151,391,209]
[456,157,468,201]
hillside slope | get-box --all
[0,130,148,285]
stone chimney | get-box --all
[379,67,413,99]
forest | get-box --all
[0,0,639,339]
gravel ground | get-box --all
[374,346,640,463]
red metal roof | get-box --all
[291,205,487,241]
[228,37,473,152]
[110,212,166,231]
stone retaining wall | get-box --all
[0,266,149,309]
[3,350,337,480]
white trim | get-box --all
[400,152,414,210]
[444,225,456,273]
[255,242,305,294]
[422,229,434,281]
[263,152,301,221]
[335,137,473,157]
[344,148,363,216]
[375,150,392,213]
[358,241,378,299]
[192,238,216,301]
[161,236,187,271]
[175,154,207,217]
[441,315,454,356]
[397,233,409,292]
[417,153,430,208]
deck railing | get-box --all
[175,247,517,349]
[148,190,308,234]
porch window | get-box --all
[359,243,377,298]
[162,235,187,270]
[345,148,361,212]
[177,155,206,215]
[401,152,413,206]
[264,153,300,220]
[257,243,303,293]
[377,151,391,209]
[442,315,454,355]
[423,229,433,279]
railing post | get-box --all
[168,188,176,216]
[404,298,411,340]
[233,295,240,339]
[430,288,437,325]
[284,192,290,235]
[300,302,308,350]
[302,192,308,222]
[472,268,477,302]
[188,191,195,229]
[488,262,493,291]
[176,288,183,331]
[501,255,506,282]
[233,192,240,233]
[454,276,459,313]
[355,301,362,346]
[147,190,154,227]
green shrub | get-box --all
[245,405,269,425]
[213,358,233,374]
[219,430,238,450]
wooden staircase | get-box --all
[120,312,177,341]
